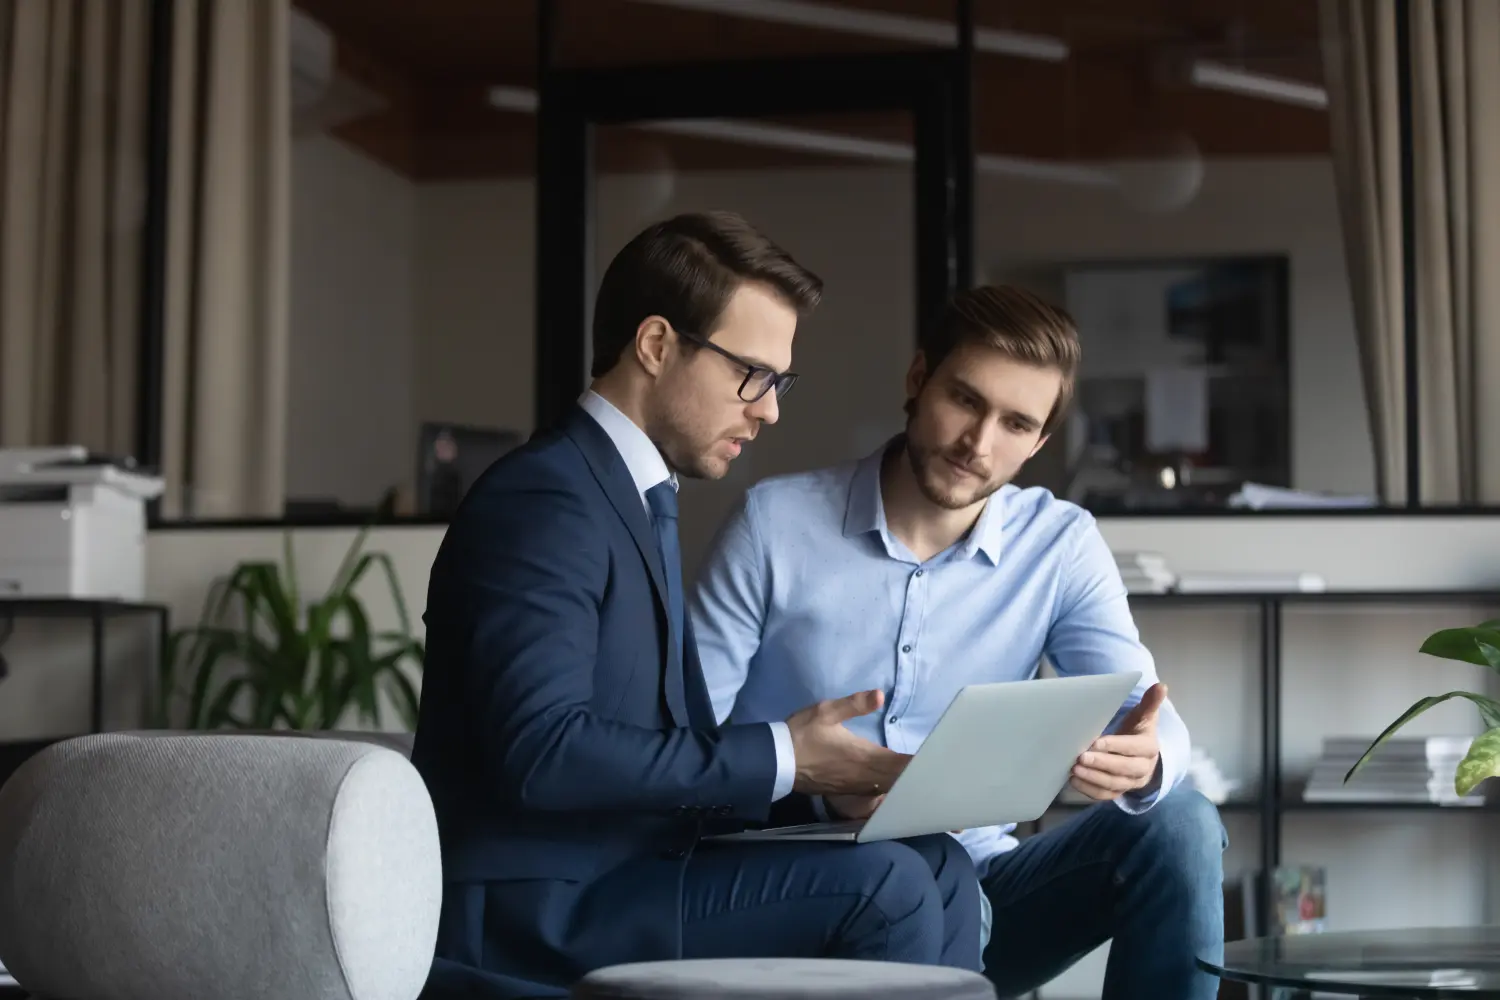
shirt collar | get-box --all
[578,389,677,498]
[843,435,1004,565]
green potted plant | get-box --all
[1345,618,1500,796]
[156,503,424,732]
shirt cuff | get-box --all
[768,720,796,802]
[1116,750,1173,814]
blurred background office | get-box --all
[3,3,1500,998]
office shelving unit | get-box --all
[1029,588,1500,940]
[0,598,170,734]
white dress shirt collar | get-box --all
[578,389,677,501]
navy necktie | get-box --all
[646,481,688,721]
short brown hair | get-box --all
[591,211,823,378]
[916,285,1081,433]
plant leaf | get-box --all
[324,516,377,604]
[1477,641,1500,676]
[282,531,301,629]
[204,676,250,729]
[337,596,380,725]
[1454,728,1500,796]
[368,552,415,635]
[384,665,421,731]
[181,628,255,729]
[1343,691,1500,782]
[167,510,423,733]
[1419,627,1500,672]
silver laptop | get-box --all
[708,671,1143,843]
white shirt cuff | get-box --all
[1117,752,1172,814]
[768,720,796,801]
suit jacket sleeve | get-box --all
[449,475,778,820]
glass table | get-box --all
[1199,927,1500,997]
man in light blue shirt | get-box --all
[691,285,1227,1000]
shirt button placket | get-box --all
[891,566,926,731]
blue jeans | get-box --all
[977,788,1227,1000]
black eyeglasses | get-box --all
[676,329,798,402]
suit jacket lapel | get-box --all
[563,407,670,605]
[563,406,692,728]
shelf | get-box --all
[1129,589,1500,606]
[0,597,167,618]
[1281,799,1499,813]
[1043,799,1262,814]
[1041,796,1496,815]
[0,603,170,736]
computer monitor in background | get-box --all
[416,422,521,518]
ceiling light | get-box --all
[1189,60,1328,110]
[485,85,1115,188]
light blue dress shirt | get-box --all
[577,390,796,802]
[690,437,1190,866]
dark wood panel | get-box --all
[293,0,1329,181]
[294,0,536,78]
[552,0,958,67]
[325,33,419,175]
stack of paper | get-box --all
[1115,551,1174,593]
[1229,482,1377,510]
[1302,735,1482,805]
[1174,571,1326,593]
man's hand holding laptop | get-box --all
[1069,682,1168,800]
[815,681,1171,824]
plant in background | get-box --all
[1345,619,1500,797]
[156,501,423,731]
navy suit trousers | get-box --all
[681,833,982,971]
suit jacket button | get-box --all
[662,847,687,860]
[714,805,732,816]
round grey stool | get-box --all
[570,958,997,999]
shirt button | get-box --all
[902,644,911,653]
[915,569,924,577]
[889,716,900,724]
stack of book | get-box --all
[1115,551,1174,593]
[1301,735,1483,806]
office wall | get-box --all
[286,141,1374,557]
[287,134,418,508]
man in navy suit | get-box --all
[412,211,982,999]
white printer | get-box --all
[0,447,165,601]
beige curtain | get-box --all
[0,0,148,455]
[160,0,290,519]
[1,0,289,520]
[1320,0,1500,504]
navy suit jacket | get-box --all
[412,405,808,998]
